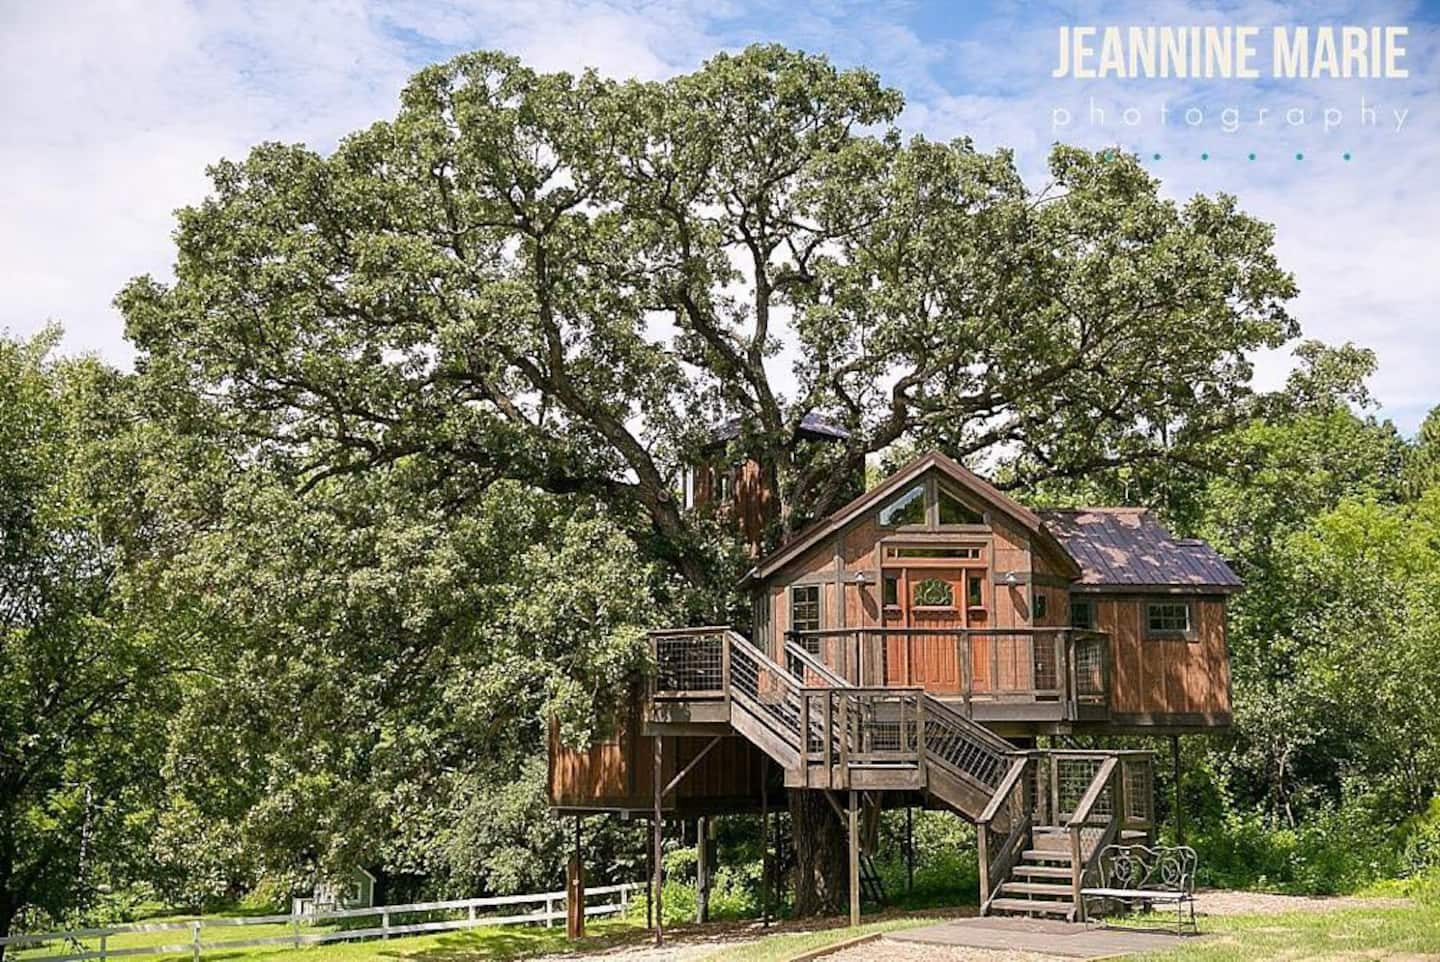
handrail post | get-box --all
[1053,631,1065,703]
[915,695,926,776]
[1066,631,1079,720]
[800,692,811,764]
[1070,824,1084,921]
[720,633,732,708]
[976,820,991,911]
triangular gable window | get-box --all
[938,488,984,525]
[878,484,926,527]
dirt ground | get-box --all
[530,892,1415,962]
[1191,888,1411,916]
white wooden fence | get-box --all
[0,882,643,962]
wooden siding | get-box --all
[547,686,770,813]
[694,460,772,553]
[1092,594,1231,718]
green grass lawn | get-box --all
[1122,903,1440,961]
[8,916,646,962]
[15,902,1440,962]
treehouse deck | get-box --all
[587,626,1156,923]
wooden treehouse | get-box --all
[550,447,1239,929]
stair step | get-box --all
[1000,882,1073,897]
[988,897,1074,917]
[1012,865,1073,879]
[1021,849,1075,862]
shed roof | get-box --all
[706,412,850,449]
[1037,508,1242,593]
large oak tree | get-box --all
[121,45,1306,914]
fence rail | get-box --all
[0,883,644,962]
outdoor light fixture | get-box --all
[1004,571,1019,586]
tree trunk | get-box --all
[788,790,848,916]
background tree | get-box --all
[0,331,169,948]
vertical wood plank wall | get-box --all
[547,691,769,811]
[1091,595,1231,717]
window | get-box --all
[938,488,984,525]
[1146,601,1192,638]
[878,484,926,526]
[882,574,899,607]
[884,545,982,559]
[790,585,821,651]
[913,577,954,607]
[1034,593,1048,620]
[1071,598,1095,629]
[967,572,985,609]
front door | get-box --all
[883,567,966,692]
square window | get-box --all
[1146,601,1192,638]
[790,586,821,651]
[883,575,899,607]
[1070,599,1095,629]
[967,572,985,609]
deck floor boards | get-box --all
[886,916,1199,959]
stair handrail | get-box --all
[977,756,1030,826]
[724,631,807,753]
[976,755,1033,914]
[1066,755,1121,921]
[783,640,848,687]
[922,693,1023,761]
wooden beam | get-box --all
[761,764,771,929]
[695,816,710,924]
[663,736,723,796]
[848,791,861,927]
[566,816,584,939]
[653,736,664,946]
[905,806,914,892]
[1171,735,1184,844]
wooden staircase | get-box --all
[649,628,1155,923]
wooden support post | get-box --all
[1171,735,1184,844]
[847,790,860,927]
[566,816,584,939]
[761,767,771,928]
[977,818,991,909]
[645,825,653,929]
[905,806,915,892]
[653,735,664,946]
[695,816,710,924]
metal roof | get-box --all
[1038,508,1242,592]
[708,412,851,447]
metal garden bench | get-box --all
[1081,843,1198,934]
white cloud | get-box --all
[1,0,1434,431]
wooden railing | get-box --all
[788,627,1109,718]
[977,756,1033,912]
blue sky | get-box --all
[2,0,1436,431]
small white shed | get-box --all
[292,867,377,916]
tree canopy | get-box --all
[121,44,1304,577]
